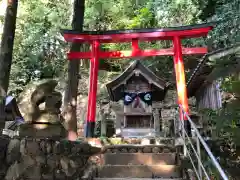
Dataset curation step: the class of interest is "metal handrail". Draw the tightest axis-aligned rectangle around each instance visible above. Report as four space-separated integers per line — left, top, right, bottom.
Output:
178 118 210 180
177 105 229 180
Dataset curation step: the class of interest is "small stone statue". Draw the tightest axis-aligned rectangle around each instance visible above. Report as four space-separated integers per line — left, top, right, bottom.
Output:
18 79 66 138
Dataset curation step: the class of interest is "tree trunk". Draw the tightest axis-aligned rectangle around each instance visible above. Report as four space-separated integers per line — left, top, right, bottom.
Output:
0 0 18 131
63 0 85 141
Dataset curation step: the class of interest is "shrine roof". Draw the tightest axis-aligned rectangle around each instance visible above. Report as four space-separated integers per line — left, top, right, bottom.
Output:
187 43 240 97
106 60 170 101
61 22 216 43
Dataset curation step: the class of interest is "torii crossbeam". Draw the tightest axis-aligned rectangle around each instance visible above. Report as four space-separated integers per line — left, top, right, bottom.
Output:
62 22 214 137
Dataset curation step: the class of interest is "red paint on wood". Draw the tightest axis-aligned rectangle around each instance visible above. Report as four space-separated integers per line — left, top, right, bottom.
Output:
67 47 207 59
173 36 189 120
86 41 100 123
131 39 140 56
63 27 212 43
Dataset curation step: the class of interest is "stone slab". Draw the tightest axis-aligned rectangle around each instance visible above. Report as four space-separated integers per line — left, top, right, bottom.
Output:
98 165 181 178
94 178 183 180
101 153 176 165
18 123 66 139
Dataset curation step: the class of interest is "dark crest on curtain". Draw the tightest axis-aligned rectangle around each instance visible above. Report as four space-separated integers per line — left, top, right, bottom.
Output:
124 92 152 105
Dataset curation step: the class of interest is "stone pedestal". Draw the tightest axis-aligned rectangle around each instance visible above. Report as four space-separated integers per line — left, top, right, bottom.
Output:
18 122 67 139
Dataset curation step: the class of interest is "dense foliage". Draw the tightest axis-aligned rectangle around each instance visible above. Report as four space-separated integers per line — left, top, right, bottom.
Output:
1 0 72 95
0 0 238 94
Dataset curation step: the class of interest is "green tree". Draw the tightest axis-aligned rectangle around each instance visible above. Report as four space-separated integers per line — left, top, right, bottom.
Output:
63 0 85 141
10 0 72 95
197 0 240 48
0 0 18 128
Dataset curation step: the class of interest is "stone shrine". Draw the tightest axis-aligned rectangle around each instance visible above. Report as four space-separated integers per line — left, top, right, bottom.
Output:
106 60 170 137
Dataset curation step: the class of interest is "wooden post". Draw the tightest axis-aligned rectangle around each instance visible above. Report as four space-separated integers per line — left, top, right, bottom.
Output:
173 36 191 135
85 40 100 137
63 0 85 141
173 36 189 118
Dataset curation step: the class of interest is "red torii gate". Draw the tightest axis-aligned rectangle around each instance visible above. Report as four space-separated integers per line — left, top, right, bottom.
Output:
62 23 214 137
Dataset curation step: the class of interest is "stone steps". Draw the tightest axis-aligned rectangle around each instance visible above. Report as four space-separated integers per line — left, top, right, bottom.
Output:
101 153 176 165
95 143 182 180
97 165 181 178
102 144 176 154
95 178 183 180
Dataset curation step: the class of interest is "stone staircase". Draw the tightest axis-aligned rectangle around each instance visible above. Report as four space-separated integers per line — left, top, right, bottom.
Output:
94 145 183 180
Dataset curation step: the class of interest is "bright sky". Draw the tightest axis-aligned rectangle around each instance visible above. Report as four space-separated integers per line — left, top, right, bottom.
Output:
0 0 7 34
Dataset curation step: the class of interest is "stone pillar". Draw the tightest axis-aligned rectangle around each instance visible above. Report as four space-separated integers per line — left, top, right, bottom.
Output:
161 108 176 137
153 108 160 136
100 111 107 137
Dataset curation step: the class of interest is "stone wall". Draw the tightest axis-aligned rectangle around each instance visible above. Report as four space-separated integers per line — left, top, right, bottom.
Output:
0 136 100 180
